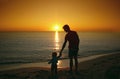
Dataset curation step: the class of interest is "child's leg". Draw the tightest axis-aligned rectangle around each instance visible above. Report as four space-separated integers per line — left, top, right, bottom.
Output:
51 65 54 76
55 64 57 75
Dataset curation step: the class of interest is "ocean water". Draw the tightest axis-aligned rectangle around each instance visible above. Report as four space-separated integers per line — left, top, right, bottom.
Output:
0 32 120 65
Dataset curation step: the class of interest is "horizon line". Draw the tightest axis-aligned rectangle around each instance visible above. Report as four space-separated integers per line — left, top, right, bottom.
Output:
0 30 119 33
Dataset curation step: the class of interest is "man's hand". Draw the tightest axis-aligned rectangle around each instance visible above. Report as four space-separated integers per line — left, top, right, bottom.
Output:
58 52 62 58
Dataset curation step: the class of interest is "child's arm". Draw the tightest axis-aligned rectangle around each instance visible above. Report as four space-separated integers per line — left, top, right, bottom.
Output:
48 61 51 64
48 59 52 64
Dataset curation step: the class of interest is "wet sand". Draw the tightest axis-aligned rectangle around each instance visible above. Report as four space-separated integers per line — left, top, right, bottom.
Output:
0 53 120 79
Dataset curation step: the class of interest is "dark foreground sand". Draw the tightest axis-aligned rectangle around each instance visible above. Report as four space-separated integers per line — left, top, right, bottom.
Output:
0 53 120 79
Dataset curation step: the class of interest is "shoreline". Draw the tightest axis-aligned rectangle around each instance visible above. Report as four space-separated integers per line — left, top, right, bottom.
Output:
0 53 117 71
0 52 120 79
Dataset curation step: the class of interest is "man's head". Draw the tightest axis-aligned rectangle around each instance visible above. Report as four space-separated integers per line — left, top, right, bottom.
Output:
63 24 70 32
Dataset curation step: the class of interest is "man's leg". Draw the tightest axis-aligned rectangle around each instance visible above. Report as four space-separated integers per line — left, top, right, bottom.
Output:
74 56 78 72
70 57 73 72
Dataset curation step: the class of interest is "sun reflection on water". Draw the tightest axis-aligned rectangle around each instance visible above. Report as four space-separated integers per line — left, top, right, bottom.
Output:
55 31 64 68
57 60 62 68
55 31 59 50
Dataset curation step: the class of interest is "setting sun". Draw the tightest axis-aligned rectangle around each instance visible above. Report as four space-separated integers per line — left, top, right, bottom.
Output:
54 25 59 31
0 0 120 32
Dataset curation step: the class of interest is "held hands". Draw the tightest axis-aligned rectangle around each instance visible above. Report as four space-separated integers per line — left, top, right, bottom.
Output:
57 51 62 58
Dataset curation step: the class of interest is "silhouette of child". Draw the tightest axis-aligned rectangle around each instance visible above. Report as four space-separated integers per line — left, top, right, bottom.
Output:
48 52 58 76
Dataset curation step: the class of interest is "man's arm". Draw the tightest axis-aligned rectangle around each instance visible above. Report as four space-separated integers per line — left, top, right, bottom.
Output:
58 40 67 57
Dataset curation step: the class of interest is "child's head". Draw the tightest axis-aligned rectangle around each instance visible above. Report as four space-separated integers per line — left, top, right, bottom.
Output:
52 52 57 57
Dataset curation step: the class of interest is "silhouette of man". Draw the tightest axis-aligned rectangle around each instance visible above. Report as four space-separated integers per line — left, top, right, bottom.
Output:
58 24 80 72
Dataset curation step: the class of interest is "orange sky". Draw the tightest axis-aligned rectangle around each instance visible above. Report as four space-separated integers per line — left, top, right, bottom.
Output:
0 0 120 32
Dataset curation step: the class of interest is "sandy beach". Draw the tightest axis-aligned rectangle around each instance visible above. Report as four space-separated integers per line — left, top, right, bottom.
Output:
0 53 120 79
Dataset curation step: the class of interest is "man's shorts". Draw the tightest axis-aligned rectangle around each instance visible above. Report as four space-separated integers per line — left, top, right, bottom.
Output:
68 48 79 58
